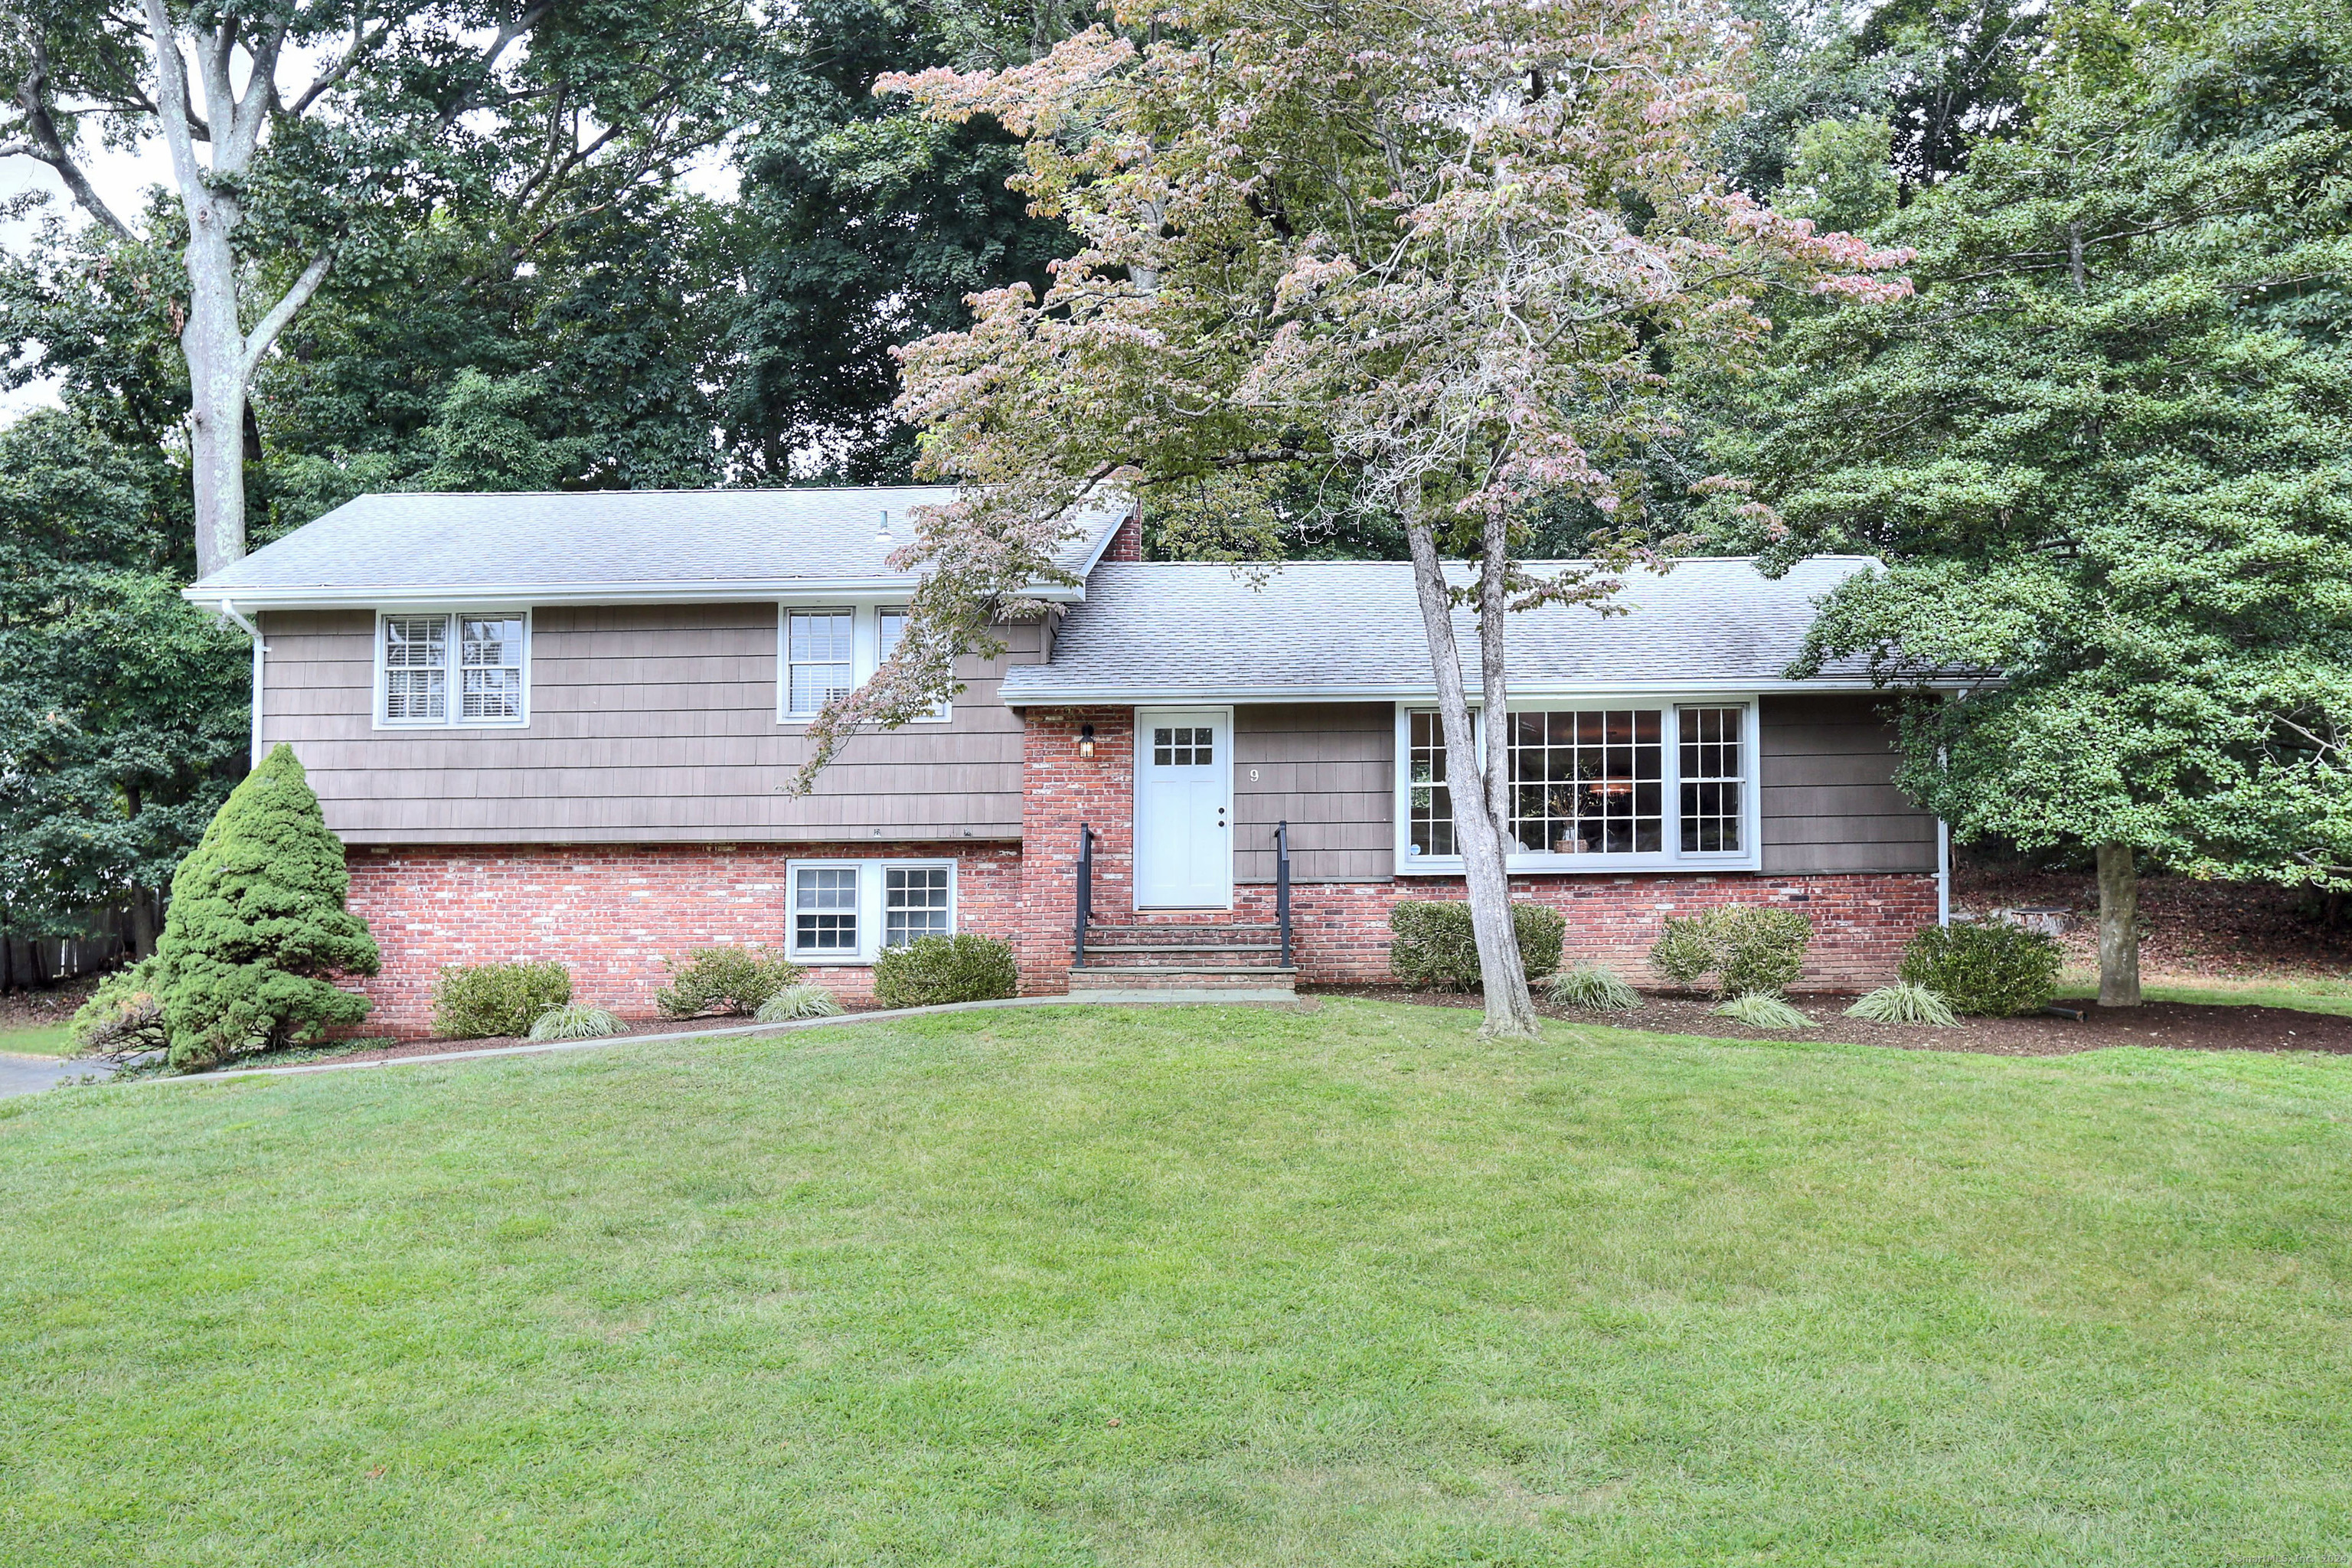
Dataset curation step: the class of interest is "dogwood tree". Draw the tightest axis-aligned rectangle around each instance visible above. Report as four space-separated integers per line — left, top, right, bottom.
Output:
795 0 1907 1037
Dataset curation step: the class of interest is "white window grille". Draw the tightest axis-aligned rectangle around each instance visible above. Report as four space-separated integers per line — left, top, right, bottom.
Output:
379 612 528 727
788 860 959 962
785 609 854 716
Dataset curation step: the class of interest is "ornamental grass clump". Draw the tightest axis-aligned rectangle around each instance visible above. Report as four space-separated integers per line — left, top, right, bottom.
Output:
754 983 845 1022
433 960 572 1038
1900 921 2062 1017
874 934 1018 1009
1846 982 1960 1026
1546 962 1641 1012
526 1002 627 1040
656 946 801 1018
1713 991 1817 1031
1388 901 1566 991
101 744 381 1071
1648 906 1812 999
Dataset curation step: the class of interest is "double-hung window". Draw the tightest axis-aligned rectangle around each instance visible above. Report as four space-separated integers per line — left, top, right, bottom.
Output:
779 605 951 722
786 859 958 962
377 612 529 727
1399 702 1753 871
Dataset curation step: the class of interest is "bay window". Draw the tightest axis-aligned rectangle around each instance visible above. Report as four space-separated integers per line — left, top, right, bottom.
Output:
1398 701 1753 871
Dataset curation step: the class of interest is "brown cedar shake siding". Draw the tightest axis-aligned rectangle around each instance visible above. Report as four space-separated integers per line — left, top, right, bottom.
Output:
1758 694 1936 874
260 605 1044 844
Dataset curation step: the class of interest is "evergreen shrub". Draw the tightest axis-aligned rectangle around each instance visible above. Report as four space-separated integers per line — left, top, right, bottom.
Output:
874 934 1018 1008
434 960 572 1038
1387 900 1567 990
1900 921 2062 1017
70 960 170 1057
1648 906 1812 998
655 946 801 1018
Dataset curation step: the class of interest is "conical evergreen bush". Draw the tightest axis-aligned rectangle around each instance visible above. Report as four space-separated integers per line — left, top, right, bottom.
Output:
149 743 381 1069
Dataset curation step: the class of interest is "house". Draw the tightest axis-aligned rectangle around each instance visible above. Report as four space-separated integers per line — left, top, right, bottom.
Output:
185 488 1947 1035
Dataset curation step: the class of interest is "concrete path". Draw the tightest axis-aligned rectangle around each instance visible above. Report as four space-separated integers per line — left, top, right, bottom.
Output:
0 1053 115 1099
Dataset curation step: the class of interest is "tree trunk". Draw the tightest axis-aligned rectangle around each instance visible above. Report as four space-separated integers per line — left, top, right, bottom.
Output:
2096 841 2141 1008
1404 518 1540 1040
183 207 250 580
129 885 160 959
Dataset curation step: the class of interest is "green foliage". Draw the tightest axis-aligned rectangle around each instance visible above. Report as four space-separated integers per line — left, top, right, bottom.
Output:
68 959 169 1057
1648 906 1814 998
873 934 1018 1010
1712 991 1818 1030
656 946 802 1019
526 1002 629 1041
434 962 573 1040
1546 962 1642 1012
142 745 381 1070
754 983 847 1022
0 411 247 938
1387 901 1568 991
1846 982 1962 1026
1744 0 2352 901
1901 921 2063 1018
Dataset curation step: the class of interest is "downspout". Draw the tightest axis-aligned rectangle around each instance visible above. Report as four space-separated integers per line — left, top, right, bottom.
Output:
219 601 266 769
1936 817 1951 927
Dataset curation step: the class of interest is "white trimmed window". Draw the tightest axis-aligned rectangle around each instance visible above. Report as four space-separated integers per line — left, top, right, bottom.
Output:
377 612 529 727
778 604 952 724
786 859 957 963
1397 701 1755 873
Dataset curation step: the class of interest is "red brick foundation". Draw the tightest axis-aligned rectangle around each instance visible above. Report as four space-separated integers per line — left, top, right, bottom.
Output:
344 841 1021 1037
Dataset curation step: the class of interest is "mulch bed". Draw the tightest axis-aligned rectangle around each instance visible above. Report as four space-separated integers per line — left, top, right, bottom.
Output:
1308 985 2352 1057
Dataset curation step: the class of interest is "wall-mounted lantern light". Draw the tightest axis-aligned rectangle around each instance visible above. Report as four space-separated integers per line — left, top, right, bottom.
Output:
1079 723 1096 760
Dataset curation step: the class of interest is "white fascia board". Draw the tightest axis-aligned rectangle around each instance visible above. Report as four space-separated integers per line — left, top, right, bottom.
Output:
998 677 1965 706
182 577 1091 610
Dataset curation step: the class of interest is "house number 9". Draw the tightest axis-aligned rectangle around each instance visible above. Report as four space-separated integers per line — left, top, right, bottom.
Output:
1249 769 1259 781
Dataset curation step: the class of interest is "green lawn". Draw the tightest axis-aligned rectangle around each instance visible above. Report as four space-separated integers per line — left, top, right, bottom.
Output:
5 1001 2350 1566
2057 972 2352 1018
0 1019 78 1056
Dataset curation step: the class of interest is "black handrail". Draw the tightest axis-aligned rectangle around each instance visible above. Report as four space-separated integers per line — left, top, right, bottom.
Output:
1073 822 1096 966
1274 819 1292 968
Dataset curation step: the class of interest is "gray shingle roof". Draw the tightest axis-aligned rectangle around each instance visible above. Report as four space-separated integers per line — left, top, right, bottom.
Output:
187 488 1128 606
1001 557 1880 701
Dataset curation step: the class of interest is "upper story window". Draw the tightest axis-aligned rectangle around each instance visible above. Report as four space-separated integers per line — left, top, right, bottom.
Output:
1400 702 1753 872
377 612 529 728
779 604 950 724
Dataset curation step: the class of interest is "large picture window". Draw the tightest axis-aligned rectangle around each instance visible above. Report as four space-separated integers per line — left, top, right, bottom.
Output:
1398 703 1751 871
786 859 958 962
377 611 528 727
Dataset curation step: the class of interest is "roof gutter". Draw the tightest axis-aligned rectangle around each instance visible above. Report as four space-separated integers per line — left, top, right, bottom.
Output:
997 677 1976 706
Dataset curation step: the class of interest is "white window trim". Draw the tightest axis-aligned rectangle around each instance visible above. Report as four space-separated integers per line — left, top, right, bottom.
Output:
371 609 532 730
776 602 953 726
1393 697 1761 875
783 858 959 965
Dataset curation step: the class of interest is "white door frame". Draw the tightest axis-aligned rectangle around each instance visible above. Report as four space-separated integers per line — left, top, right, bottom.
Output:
1132 706 1234 909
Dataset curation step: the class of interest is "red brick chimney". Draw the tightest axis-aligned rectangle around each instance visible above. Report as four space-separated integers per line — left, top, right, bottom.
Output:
1102 509 1142 563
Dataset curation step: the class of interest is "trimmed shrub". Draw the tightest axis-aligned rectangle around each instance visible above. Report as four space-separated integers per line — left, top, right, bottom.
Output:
1547 962 1641 1012
1713 991 1816 1030
142 744 381 1070
655 946 801 1018
1845 983 1960 1026
1387 900 1568 991
874 934 1018 1008
70 960 170 1057
527 1002 627 1040
1900 921 2062 1017
434 960 572 1039
754 983 845 1022
1648 905 1812 998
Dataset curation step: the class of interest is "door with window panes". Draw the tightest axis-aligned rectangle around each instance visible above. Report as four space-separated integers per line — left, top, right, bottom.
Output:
1134 710 1232 907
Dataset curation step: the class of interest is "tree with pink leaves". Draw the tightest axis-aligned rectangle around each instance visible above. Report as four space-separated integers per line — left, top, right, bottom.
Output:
805 0 1909 1037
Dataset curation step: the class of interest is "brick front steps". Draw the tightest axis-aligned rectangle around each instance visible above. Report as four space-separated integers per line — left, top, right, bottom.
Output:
1068 920 1298 1000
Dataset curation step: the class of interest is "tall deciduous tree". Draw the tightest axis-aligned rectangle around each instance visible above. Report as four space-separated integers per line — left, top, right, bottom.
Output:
796 0 1906 1037
0 0 751 576
1743 0 2352 1005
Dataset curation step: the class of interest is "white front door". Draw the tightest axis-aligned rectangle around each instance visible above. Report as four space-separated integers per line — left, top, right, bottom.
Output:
1134 709 1232 907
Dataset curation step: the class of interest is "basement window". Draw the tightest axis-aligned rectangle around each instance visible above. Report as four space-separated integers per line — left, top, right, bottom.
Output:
786 859 958 964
